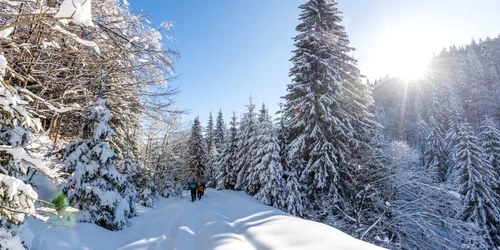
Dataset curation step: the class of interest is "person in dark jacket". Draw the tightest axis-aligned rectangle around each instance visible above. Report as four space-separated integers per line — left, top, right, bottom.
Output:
188 178 197 202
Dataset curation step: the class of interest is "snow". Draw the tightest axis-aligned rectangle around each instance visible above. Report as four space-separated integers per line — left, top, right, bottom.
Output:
54 0 94 27
0 55 6 77
0 27 13 38
0 174 38 223
52 25 100 54
28 189 383 250
0 226 32 250
0 146 57 179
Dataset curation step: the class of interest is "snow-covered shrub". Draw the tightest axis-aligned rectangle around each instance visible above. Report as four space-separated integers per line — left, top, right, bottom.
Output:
0 67 58 249
62 99 134 231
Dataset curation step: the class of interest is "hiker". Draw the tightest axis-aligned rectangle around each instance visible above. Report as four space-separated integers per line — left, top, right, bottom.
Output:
200 180 206 197
188 178 197 202
197 181 204 200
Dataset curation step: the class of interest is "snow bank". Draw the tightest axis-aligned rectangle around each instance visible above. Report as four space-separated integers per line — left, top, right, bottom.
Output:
28 189 384 250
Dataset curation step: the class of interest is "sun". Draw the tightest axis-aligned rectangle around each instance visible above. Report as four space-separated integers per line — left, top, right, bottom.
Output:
394 57 429 81
384 40 431 81
369 25 453 82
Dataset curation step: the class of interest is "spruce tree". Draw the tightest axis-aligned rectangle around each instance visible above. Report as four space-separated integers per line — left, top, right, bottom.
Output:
62 98 135 231
216 112 239 190
121 160 156 208
188 116 207 179
0 78 59 248
206 112 216 155
479 117 500 191
284 0 366 202
234 99 259 191
205 112 218 186
252 104 286 207
424 93 450 182
284 168 303 216
454 122 500 248
214 109 227 152
275 102 290 174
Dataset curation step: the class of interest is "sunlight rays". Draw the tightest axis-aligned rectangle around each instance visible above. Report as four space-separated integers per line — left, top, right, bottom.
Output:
370 24 461 81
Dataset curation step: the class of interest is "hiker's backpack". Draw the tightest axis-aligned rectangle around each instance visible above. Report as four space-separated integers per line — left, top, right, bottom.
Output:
189 181 196 189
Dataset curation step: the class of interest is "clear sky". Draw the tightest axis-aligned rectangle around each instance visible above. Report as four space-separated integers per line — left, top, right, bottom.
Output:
126 0 500 125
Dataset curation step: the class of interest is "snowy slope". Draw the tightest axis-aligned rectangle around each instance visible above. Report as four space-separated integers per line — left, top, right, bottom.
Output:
28 189 384 250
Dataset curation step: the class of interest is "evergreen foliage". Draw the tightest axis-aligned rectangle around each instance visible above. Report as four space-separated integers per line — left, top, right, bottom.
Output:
214 110 228 152
234 99 259 191
216 112 239 190
188 117 207 179
454 123 500 248
62 99 135 231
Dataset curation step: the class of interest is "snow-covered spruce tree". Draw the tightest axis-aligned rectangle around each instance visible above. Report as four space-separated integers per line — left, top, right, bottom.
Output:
424 92 450 182
480 117 500 184
283 0 369 212
62 98 135 231
284 168 304 216
188 117 207 179
454 122 500 248
234 99 259 191
204 112 218 187
275 102 290 174
214 109 227 152
0 61 60 249
252 104 286 208
121 159 156 208
464 49 489 126
216 112 239 190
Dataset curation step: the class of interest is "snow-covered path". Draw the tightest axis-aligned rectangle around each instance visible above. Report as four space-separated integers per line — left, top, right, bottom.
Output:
29 189 383 250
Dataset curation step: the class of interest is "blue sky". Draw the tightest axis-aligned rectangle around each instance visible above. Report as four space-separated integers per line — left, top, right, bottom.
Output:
126 0 500 125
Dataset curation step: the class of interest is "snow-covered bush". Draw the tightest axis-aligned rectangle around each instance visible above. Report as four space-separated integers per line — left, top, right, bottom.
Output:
62 98 135 231
0 66 58 249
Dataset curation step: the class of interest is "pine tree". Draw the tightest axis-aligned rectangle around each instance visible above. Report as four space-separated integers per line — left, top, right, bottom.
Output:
234 99 259 191
216 112 239 190
214 109 227 152
454 122 500 248
62 98 135 231
284 0 365 202
188 116 207 179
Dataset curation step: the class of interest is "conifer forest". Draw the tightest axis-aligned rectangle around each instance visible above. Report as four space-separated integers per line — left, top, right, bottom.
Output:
1 0 500 249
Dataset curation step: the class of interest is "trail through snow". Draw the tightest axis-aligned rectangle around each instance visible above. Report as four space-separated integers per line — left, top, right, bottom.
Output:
28 189 384 250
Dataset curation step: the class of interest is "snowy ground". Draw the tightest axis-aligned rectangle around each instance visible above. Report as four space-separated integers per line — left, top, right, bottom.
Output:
28 189 383 250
